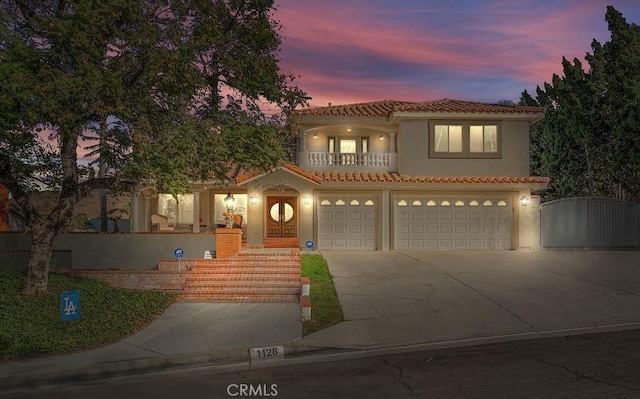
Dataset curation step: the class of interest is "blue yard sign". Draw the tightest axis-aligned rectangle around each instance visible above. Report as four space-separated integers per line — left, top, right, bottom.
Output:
60 290 80 321
174 248 184 258
305 240 313 249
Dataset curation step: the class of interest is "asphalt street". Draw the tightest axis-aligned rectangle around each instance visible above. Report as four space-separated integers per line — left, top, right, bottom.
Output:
6 327 640 399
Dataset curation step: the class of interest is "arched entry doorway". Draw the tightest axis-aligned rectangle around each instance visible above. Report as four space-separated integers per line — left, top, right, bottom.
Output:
266 196 297 237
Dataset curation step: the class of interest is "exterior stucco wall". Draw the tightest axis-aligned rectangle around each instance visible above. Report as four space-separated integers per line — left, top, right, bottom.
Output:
0 232 216 270
518 192 541 250
398 119 531 176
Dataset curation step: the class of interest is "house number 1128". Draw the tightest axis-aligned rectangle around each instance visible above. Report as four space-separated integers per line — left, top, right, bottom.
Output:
250 345 284 361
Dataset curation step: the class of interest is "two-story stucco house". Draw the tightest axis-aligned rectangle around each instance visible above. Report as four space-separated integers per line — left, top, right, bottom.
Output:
128 99 549 251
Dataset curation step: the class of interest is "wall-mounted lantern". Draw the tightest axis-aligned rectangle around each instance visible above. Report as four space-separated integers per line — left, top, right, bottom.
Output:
303 195 312 206
249 193 259 205
520 196 529 207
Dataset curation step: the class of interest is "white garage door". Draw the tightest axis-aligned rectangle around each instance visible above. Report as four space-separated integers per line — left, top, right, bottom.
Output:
394 196 512 249
318 196 377 250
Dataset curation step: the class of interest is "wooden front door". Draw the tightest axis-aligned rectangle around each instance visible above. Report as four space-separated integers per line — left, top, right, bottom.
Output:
266 196 297 237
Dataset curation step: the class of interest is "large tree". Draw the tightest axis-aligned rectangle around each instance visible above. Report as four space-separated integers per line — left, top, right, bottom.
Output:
523 6 640 201
0 0 308 295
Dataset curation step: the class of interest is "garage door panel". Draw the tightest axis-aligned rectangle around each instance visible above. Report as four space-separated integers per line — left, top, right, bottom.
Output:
454 225 467 234
454 212 467 221
425 239 439 248
335 211 348 220
468 239 481 249
483 212 496 221
454 239 467 248
320 211 334 220
319 196 377 250
439 239 453 248
411 213 425 221
426 213 438 221
397 212 410 221
395 196 511 250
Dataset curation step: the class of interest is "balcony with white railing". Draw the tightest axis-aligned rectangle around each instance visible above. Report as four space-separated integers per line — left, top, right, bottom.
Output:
298 130 398 171
299 151 397 171
308 152 389 167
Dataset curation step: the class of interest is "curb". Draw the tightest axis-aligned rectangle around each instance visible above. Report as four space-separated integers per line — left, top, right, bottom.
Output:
0 348 250 392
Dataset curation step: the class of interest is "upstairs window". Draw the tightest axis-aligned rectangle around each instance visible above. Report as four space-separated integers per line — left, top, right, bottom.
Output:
470 125 498 153
434 125 462 153
429 121 501 159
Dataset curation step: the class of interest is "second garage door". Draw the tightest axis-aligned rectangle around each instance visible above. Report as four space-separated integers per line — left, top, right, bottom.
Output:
318 195 377 250
394 196 512 249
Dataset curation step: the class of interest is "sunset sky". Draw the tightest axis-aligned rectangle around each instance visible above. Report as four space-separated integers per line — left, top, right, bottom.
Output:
272 0 640 107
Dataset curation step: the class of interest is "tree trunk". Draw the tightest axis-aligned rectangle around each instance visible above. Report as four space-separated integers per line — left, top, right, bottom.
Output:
100 189 108 232
22 223 56 296
99 117 108 232
22 125 79 295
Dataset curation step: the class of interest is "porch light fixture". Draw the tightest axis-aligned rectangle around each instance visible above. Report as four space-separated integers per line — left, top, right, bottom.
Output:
303 195 312 206
224 192 236 212
520 196 529 207
379 134 384 140
249 194 259 205
313 132 317 139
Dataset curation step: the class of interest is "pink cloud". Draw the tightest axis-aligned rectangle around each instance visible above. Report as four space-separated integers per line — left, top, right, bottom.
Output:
274 0 640 104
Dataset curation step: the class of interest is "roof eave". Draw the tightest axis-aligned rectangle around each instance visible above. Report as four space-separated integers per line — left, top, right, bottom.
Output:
390 111 546 122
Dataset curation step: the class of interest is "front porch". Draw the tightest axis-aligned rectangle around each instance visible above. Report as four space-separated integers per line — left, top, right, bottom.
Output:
129 165 319 250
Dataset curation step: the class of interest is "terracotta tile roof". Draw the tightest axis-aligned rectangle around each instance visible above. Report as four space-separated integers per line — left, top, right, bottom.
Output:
395 99 545 115
312 171 549 185
235 163 322 184
293 99 544 118
293 100 415 117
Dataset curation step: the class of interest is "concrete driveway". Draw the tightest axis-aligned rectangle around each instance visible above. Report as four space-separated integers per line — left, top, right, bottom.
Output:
299 250 640 350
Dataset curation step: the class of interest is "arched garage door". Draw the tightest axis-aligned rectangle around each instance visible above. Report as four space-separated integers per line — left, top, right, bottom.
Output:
318 195 377 250
394 196 512 249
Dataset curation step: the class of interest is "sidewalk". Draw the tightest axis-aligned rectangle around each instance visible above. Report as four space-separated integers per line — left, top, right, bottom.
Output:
0 303 304 391
3 250 640 393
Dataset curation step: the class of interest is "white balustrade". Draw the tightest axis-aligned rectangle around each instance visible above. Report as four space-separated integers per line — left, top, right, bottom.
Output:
306 152 390 167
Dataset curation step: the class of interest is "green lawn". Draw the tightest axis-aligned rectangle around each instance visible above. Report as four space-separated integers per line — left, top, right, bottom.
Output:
0 271 176 362
0 255 341 360
300 254 344 336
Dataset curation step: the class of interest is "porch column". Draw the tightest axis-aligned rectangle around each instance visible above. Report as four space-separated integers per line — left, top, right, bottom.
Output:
144 195 152 232
389 132 397 153
299 129 309 168
301 128 308 151
192 190 201 233
130 191 139 232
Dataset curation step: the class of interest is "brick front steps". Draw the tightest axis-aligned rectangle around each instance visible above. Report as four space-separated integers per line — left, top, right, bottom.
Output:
262 237 299 248
64 250 302 304
178 249 301 303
